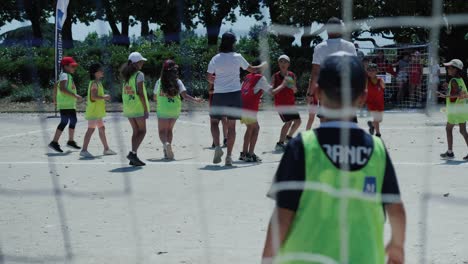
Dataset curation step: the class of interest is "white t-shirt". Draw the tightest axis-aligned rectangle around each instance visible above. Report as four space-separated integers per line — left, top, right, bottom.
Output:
312 38 357 65
154 79 186 95
207 52 250 93
59 72 68 81
136 72 145 83
254 76 271 94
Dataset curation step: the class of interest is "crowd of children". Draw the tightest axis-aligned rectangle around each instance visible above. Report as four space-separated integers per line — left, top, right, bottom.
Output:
48 51 468 165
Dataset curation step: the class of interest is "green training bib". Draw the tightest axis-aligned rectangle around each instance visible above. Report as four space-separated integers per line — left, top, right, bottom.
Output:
122 71 150 118
56 73 77 110
85 81 106 120
276 131 387 264
446 78 468 124
156 80 182 119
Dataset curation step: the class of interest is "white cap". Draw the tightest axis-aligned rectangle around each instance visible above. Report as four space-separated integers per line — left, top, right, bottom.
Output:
278 54 290 62
128 52 147 63
443 59 464 70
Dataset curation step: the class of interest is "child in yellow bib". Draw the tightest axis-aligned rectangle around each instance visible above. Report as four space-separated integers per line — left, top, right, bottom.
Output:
121 52 150 166
154 60 201 160
79 63 116 158
439 59 468 160
262 53 406 264
48 56 83 153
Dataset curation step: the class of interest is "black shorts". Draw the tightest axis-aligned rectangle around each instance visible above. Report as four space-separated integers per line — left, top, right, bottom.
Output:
210 91 242 120
279 112 301 123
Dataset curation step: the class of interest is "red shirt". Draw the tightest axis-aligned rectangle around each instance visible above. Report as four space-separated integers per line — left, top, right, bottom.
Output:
241 73 264 112
272 71 296 106
366 77 385 111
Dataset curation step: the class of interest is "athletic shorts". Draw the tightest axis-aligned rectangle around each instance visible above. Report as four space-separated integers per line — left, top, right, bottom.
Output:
210 91 242 120
88 119 104 128
241 115 258 125
370 111 383 122
279 112 301 123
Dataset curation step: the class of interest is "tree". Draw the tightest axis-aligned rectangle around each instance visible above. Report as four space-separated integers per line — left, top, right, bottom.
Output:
192 0 263 46
98 0 137 46
61 0 96 48
15 0 52 47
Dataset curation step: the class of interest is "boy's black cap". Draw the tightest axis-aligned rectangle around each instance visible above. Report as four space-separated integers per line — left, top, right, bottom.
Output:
221 32 236 43
318 51 366 103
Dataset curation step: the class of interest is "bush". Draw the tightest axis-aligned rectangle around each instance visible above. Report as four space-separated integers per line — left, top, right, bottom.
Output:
10 85 40 102
0 79 14 97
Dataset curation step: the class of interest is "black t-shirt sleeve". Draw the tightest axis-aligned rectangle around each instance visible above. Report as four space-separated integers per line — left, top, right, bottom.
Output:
381 148 401 202
270 135 305 212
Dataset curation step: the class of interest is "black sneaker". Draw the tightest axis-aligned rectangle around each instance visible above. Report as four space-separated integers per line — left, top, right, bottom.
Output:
48 141 63 153
127 152 145 166
275 142 286 152
239 152 247 161
463 154 468 161
367 121 375 135
211 142 215 149
223 138 228 148
249 153 262 163
376 133 381 138
67 141 81 150
440 151 455 159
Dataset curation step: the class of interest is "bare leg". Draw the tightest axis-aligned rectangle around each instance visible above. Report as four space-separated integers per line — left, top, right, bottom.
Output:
373 121 381 135
248 123 260 155
82 128 95 151
306 113 315 130
52 129 63 143
211 118 221 147
134 118 147 150
226 119 236 156
167 119 177 144
446 123 455 151
288 119 302 138
243 125 253 154
68 128 75 142
98 126 110 150
459 123 468 147
129 118 139 153
221 117 228 140
280 121 293 143
158 119 169 144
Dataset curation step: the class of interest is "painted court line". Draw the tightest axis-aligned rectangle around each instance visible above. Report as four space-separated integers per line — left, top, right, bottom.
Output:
0 128 55 140
0 160 464 167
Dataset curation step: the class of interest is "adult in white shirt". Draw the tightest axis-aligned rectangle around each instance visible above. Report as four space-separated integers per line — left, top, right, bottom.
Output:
206 32 265 166
306 17 357 129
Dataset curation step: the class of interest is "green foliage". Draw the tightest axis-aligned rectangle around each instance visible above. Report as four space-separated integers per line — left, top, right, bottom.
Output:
0 79 13 97
10 85 40 102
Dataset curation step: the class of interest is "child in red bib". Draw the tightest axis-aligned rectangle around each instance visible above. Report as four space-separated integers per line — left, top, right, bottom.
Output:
366 63 385 137
240 60 271 162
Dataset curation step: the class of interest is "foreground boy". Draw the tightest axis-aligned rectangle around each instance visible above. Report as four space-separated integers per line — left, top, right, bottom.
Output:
262 52 406 264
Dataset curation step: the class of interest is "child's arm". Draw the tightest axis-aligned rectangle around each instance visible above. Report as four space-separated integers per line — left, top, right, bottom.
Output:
60 80 81 99
385 203 406 264
90 83 110 101
53 82 58 105
246 62 268 73
262 207 296 262
181 91 202 103
136 80 149 115
271 79 287 96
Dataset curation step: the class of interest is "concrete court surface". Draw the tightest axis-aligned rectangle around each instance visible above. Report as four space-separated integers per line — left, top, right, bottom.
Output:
0 109 467 264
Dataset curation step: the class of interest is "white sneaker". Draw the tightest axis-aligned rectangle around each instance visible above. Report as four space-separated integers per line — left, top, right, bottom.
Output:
80 150 94 158
225 155 233 166
103 149 117 155
213 146 224 164
166 143 174 160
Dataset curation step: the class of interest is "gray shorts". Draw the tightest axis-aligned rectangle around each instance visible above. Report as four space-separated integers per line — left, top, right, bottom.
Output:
210 91 242 120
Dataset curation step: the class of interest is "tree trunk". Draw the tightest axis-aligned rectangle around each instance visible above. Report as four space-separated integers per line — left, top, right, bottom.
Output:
23 0 43 46
161 22 181 44
206 22 221 46
141 19 150 37
62 5 73 49
119 17 130 46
